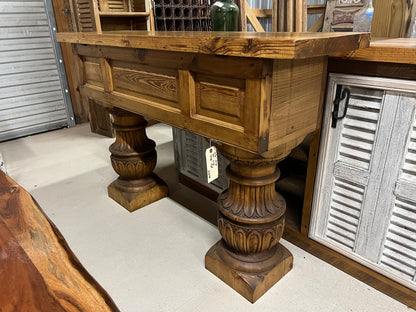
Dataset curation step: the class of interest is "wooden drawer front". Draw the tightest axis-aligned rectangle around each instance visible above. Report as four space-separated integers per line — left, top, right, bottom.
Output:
83 57 103 88
75 45 271 153
111 61 179 109
195 74 245 129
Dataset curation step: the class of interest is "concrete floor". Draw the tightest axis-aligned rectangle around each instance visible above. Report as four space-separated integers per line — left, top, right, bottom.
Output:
1 123 414 312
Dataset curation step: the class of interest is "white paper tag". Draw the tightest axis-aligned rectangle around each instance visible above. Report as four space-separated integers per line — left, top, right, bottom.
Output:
205 146 219 183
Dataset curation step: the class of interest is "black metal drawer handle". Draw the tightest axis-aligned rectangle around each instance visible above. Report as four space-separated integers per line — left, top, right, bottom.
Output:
332 86 351 128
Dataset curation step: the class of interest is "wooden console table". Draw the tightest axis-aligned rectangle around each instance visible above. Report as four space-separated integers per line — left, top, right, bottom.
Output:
56 31 369 302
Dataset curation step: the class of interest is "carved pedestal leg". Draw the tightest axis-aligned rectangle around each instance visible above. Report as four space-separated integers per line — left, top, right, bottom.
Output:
107 109 168 212
205 145 293 303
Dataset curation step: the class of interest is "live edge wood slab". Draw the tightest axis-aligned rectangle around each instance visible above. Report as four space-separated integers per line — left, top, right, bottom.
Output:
57 31 370 302
0 171 119 311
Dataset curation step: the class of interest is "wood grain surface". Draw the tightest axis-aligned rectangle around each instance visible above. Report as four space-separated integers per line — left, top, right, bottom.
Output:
0 171 119 311
372 0 416 38
342 38 416 64
56 31 370 59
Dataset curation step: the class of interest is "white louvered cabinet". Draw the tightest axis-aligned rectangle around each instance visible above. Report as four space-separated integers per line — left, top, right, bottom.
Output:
310 73 416 291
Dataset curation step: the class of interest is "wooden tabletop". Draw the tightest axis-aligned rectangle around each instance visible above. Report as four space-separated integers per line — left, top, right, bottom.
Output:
0 172 119 311
56 31 370 59
341 38 416 64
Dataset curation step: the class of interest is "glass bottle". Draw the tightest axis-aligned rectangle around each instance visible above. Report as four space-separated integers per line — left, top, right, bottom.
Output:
353 0 374 32
210 0 239 31
411 16 416 38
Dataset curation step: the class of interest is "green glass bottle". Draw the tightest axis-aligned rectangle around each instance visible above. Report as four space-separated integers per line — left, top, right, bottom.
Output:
210 0 239 31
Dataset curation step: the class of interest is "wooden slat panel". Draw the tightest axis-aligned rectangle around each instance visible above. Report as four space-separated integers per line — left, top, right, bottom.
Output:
389 217 416 243
401 115 416 182
333 162 369 186
380 197 416 281
335 89 382 171
326 227 355 249
74 0 98 32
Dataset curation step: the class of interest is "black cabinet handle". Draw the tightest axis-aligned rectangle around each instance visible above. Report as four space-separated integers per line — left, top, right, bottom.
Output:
331 85 351 128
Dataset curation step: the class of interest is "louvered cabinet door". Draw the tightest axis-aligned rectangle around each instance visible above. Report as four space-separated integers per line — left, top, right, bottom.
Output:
379 107 416 285
310 73 416 290
72 0 99 31
172 128 229 193
99 0 129 12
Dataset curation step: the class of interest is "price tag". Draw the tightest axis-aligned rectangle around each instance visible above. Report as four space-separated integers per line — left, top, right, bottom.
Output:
205 146 219 183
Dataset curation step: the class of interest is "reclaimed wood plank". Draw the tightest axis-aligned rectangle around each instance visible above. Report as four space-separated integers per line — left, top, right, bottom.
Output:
56 31 370 59
372 0 416 38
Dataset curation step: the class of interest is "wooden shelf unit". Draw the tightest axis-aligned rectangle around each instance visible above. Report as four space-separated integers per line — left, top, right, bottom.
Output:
72 0 154 33
99 11 150 16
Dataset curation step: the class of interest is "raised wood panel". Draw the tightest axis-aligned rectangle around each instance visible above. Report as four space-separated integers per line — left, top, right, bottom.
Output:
112 63 179 107
195 74 245 127
89 99 115 137
83 57 104 87
268 56 326 150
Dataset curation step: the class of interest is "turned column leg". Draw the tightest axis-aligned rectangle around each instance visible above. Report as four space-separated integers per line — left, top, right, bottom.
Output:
107 109 168 212
205 145 293 303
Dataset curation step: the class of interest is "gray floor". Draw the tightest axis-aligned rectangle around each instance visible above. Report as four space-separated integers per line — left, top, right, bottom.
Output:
1 123 414 312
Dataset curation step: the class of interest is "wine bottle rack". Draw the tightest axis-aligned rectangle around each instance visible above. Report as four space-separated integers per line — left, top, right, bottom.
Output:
153 0 211 31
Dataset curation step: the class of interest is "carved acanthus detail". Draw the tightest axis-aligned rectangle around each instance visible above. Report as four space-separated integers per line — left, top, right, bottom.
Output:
110 154 156 179
219 182 285 220
218 212 284 254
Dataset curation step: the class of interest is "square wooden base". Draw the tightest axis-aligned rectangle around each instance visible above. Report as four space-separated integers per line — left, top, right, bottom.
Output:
205 240 293 303
108 175 168 212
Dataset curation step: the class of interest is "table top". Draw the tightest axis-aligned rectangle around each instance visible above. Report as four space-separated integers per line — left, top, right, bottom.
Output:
56 31 370 59
0 171 119 311
341 38 416 64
